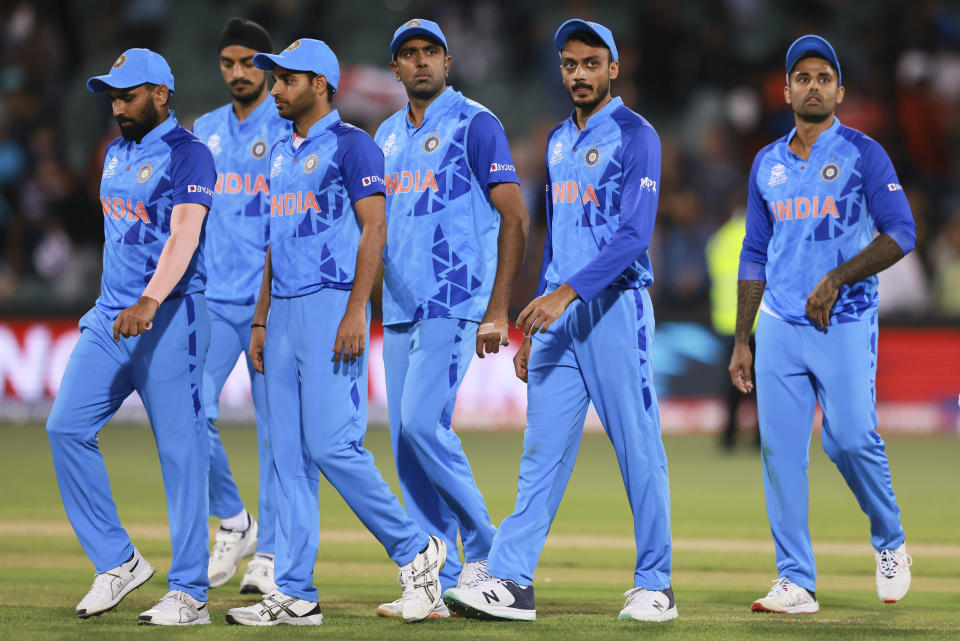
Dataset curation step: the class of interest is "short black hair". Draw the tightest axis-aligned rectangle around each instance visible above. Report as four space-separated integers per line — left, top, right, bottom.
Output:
790 52 839 80
563 29 612 61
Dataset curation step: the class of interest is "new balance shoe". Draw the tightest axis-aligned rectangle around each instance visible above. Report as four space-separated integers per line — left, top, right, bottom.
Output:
751 577 819 613
375 597 450 619
443 577 536 621
398 534 446 622
226 590 323 626
240 553 277 595
618 586 678 622
208 516 258 588
75 546 155 618
458 560 490 588
138 590 210 625
876 543 912 603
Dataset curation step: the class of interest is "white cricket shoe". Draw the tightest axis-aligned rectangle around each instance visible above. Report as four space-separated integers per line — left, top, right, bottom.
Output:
751 577 819 613
75 547 155 618
398 534 446 622
138 590 210 625
225 590 323 626
376 597 450 618
443 577 536 621
208 517 258 588
618 586 678 622
458 560 490 588
240 553 277 595
876 543 912 603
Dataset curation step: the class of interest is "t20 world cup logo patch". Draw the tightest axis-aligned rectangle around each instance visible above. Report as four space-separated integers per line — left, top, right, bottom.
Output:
423 135 441 153
251 140 268 159
584 147 601 167
136 163 154 183
303 154 320 174
820 162 840 182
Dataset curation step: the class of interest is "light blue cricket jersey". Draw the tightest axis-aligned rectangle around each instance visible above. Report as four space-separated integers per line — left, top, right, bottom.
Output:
374 87 519 325
97 113 215 316
740 118 916 324
194 97 288 305
267 109 385 299
539 97 661 303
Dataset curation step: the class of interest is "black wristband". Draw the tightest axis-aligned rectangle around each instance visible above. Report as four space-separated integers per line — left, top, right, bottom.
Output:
251 323 266 329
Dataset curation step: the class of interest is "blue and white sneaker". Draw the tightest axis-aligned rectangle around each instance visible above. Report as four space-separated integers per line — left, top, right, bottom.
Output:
443 577 535 621
618 586 678 622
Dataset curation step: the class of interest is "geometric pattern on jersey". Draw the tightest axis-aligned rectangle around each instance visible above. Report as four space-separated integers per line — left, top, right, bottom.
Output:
375 88 516 325
194 98 289 305
97 113 215 315
742 118 914 325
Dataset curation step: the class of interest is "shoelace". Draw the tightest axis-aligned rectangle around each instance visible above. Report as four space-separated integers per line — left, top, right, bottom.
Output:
211 532 240 561
877 549 913 578
765 577 792 597
247 557 271 575
462 561 490 587
622 587 659 607
399 558 440 602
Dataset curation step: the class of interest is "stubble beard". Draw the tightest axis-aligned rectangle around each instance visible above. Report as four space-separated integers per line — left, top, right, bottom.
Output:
118 101 161 142
570 81 609 114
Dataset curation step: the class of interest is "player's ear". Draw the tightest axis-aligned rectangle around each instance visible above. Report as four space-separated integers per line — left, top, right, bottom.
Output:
783 84 791 105
154 84 170 107
609 59 619 80
836 85 845 104
444 54 451 79
314 74 327 97
390 59 401 81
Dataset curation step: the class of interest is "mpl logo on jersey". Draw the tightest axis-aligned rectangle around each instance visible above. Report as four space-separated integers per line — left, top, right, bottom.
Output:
385 170 438 195
215 173 269 195
100 197 151 223
270 191 322 217
768 195 839 221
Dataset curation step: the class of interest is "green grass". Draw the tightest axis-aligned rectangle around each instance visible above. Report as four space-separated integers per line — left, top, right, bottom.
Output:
1 424 958 639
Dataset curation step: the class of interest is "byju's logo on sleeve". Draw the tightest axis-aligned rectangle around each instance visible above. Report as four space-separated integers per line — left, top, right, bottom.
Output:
489 162 515 173
361 175 384 187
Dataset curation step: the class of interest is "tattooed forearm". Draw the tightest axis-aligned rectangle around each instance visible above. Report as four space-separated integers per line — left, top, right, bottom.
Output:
830 233 905 287
735 280 765 345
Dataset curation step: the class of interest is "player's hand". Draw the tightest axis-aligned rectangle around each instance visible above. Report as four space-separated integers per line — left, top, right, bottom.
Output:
513 336 532 383
728 341 754 394
476 314 509 358
112 296 159 342
806 272 841 329
249 326 266 374
516 284 579 336
333 307 365 363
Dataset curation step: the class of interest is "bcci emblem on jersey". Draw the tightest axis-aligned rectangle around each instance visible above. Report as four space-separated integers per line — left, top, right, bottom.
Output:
423 135 441 153
136 163 154 183
303 154 320 174
768 163 787 187
584 147 600 167
820 162 840 182
251 140 268 159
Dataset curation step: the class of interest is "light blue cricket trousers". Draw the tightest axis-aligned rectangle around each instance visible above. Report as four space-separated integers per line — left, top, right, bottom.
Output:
488 287 673 590
383 318 497 591
755 311 905 593
264 288 429 602
203 300 277 554
46 294 211 602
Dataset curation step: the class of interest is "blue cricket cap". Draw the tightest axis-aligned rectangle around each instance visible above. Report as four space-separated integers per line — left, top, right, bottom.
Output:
86 48 175 93
785 34 841 86
390 19 448 58
253 38 340 92
554 19 619 62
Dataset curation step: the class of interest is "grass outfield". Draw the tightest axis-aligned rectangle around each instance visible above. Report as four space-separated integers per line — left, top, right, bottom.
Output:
0 424 957 640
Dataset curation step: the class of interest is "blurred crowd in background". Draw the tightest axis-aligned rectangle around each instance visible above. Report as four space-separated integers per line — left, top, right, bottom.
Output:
1 0 958 324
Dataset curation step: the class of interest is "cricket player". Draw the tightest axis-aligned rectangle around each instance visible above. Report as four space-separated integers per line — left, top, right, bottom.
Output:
729 35 916 613
223 38 445 626
46 48 216 625
192 17 287 594
444 20 676 622
372 19 529 618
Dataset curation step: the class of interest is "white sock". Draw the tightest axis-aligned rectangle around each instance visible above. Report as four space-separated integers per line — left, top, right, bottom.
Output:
221 509 249 532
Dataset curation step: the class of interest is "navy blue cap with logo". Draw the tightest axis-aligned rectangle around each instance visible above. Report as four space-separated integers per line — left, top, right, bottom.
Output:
253 38 340 92
390 19 448 57
554 19 619 62
87 48 176 93
785 34 842 86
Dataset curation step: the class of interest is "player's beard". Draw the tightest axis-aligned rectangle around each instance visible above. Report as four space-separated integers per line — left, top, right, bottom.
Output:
117 101 162 143
793 93 834 123
408 76 444 102
569 80 609 113
230 77 266 106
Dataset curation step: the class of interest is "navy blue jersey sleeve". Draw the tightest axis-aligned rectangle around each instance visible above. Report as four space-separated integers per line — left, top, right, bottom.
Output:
337 129 387 204
739 151 772 281
857 137 916 254
170 139 216 208
536 166 554 297
466 112 519 191
566 125 660 303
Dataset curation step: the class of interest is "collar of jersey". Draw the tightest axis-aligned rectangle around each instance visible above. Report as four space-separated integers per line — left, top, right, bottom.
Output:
228 95 277 130
127 112 177 148
289 109 341 147
405 86 458 131
785 115 841 154
567 96 624 134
